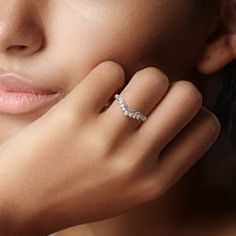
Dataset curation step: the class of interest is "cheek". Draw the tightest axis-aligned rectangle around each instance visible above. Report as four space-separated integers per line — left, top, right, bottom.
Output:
44 1 210 87
44 2 165 84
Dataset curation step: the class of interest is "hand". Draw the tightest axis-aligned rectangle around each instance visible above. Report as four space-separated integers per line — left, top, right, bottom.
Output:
0 61 220 236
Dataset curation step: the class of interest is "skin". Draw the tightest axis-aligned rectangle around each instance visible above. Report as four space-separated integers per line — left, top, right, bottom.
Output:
0 0 235 235
0 0 217 137
0 1 222 138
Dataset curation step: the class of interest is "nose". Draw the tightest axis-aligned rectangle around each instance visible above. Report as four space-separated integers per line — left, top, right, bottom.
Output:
0 1 44 57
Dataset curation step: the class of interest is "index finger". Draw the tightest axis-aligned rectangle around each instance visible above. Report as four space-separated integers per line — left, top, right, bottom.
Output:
59 61 126 116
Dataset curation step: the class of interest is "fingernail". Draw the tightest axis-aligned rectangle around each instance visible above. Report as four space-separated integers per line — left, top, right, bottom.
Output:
210 111 221 131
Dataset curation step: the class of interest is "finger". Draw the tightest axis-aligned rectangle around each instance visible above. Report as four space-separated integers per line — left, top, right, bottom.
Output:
104 67 169 134
61 61 125 115
153 107 221 195
138 81 203 152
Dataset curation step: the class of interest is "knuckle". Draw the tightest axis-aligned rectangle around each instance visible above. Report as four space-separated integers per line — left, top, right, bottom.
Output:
98 61 126 86
134 67 169 89
172 80 203 108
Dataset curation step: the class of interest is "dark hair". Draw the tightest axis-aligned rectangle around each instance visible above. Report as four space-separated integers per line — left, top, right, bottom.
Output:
195 60 236 210
213 60 236 144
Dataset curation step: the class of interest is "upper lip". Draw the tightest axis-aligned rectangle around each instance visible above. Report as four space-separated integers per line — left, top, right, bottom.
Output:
0 69 59 95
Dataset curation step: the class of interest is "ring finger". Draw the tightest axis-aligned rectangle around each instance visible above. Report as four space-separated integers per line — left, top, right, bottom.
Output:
103 67 169 136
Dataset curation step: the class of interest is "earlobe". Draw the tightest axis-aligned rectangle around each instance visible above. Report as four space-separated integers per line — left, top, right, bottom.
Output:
196 34 236 74
196 0 236 75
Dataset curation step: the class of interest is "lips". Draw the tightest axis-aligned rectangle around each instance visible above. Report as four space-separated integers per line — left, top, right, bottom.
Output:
0 72 61 114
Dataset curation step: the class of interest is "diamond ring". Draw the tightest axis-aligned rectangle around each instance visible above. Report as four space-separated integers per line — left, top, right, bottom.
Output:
114 94 147 122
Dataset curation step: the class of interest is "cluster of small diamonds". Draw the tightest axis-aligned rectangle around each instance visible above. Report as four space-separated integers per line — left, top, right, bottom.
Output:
114 94 146 121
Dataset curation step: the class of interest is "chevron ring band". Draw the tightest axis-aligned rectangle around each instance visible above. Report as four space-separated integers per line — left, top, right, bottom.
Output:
114 94 147 122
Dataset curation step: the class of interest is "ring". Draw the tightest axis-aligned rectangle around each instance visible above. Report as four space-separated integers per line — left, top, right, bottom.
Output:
114 94 147 122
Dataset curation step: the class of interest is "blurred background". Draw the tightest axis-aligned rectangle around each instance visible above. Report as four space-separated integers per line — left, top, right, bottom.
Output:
195 60 236 210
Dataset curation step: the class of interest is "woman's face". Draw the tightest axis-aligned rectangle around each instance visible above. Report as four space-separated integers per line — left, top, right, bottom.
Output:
0 0 217 142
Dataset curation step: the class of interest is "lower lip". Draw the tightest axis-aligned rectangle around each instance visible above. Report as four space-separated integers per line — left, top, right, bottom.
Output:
0 89 60 114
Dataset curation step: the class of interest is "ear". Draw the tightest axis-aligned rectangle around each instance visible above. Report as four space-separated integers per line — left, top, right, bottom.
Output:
197 0 236 74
